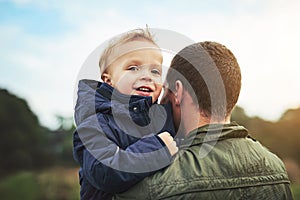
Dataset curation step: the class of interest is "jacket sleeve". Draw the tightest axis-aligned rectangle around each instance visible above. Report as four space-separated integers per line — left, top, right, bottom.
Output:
74 113 172 194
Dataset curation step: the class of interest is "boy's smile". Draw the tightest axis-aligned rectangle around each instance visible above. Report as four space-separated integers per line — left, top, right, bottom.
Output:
135 85 154 96
102 40 163 102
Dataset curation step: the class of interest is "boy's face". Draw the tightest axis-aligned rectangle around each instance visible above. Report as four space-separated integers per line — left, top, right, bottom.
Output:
103 40 163 102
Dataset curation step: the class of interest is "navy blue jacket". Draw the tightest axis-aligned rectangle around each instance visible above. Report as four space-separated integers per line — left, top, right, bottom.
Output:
73 79 175 200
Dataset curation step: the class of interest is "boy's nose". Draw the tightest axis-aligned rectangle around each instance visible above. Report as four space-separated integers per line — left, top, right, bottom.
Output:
140 74 153 82
139 69 153 81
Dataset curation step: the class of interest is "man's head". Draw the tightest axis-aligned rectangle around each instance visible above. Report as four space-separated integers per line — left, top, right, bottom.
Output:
100 28 163 103
164 41 241 126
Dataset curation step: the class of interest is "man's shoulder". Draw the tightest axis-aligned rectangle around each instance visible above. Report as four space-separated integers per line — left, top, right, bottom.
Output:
114 135 291 199
244 137 288 172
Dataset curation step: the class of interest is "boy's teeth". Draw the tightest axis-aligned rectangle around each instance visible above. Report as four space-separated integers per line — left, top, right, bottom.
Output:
139 88 149 92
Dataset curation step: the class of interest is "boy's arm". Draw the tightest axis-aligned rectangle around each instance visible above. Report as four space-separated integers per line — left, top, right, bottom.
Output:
74 114 174 194
126 132 178 156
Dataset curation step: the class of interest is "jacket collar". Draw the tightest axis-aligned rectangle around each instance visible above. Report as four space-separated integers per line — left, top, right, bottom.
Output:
95 82 154 114
97 82 153 105
75 79 155 125
181 122 249 148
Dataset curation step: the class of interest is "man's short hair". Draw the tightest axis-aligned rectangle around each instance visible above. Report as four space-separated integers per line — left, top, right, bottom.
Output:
99 28 158 75
166 41 241 119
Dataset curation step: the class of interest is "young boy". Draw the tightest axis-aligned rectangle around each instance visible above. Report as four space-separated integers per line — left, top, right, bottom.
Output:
73 28 178 200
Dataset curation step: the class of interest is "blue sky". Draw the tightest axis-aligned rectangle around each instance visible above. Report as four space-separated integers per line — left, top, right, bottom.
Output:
1 0 300 129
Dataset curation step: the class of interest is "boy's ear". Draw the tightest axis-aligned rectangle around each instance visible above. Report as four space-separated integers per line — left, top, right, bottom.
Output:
102 73 112 85
174 80 183 106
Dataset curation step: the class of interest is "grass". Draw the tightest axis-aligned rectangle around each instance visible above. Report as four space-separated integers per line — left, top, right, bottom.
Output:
36 167 80 200
0 172 39 200
0 167 80 200
291 184 300 200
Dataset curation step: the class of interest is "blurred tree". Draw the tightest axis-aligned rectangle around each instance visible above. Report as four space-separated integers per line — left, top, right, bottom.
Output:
48 117 76 166
55 114 74 131
0 89 52 176
276 108 300 164
231 106 251 126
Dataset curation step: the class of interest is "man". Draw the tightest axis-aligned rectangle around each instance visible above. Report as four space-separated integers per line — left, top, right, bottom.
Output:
113 41 293 199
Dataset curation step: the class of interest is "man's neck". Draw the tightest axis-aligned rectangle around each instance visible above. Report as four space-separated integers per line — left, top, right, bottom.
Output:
183 115 231 136
199 116 231 126
179 89 231 136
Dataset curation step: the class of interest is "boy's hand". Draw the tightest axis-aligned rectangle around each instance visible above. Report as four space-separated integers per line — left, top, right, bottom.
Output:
158 132 178 156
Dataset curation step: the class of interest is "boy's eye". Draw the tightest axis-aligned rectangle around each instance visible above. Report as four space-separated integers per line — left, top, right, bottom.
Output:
128 65 139 71
151 69 161 75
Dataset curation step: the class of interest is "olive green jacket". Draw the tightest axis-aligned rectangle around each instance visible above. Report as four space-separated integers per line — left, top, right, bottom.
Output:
114 123 293 200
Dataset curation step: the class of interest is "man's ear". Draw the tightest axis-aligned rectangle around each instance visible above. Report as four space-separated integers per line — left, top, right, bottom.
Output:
101 73 112 85
175 80 183 106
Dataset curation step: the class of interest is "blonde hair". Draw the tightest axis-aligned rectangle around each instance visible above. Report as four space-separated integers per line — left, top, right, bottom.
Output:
99 28 157 76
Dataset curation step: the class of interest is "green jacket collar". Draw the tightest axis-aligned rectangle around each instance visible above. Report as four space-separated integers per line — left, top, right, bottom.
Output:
181 122 249 148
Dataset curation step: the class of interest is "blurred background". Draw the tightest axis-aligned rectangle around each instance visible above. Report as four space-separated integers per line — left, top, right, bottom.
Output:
0 0 299 199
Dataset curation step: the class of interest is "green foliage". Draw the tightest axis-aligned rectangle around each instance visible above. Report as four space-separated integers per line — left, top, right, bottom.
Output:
0 88 76 177
0 168 80 200
0 89 51 175
231 106 250 126
0 172 40 200
48 124 77 166
36 167 80 200
291 184 300 200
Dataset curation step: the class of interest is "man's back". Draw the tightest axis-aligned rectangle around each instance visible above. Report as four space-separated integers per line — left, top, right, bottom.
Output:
114 123 292 200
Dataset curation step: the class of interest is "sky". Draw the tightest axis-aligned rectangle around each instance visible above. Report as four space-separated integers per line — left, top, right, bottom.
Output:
1 0 300 129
